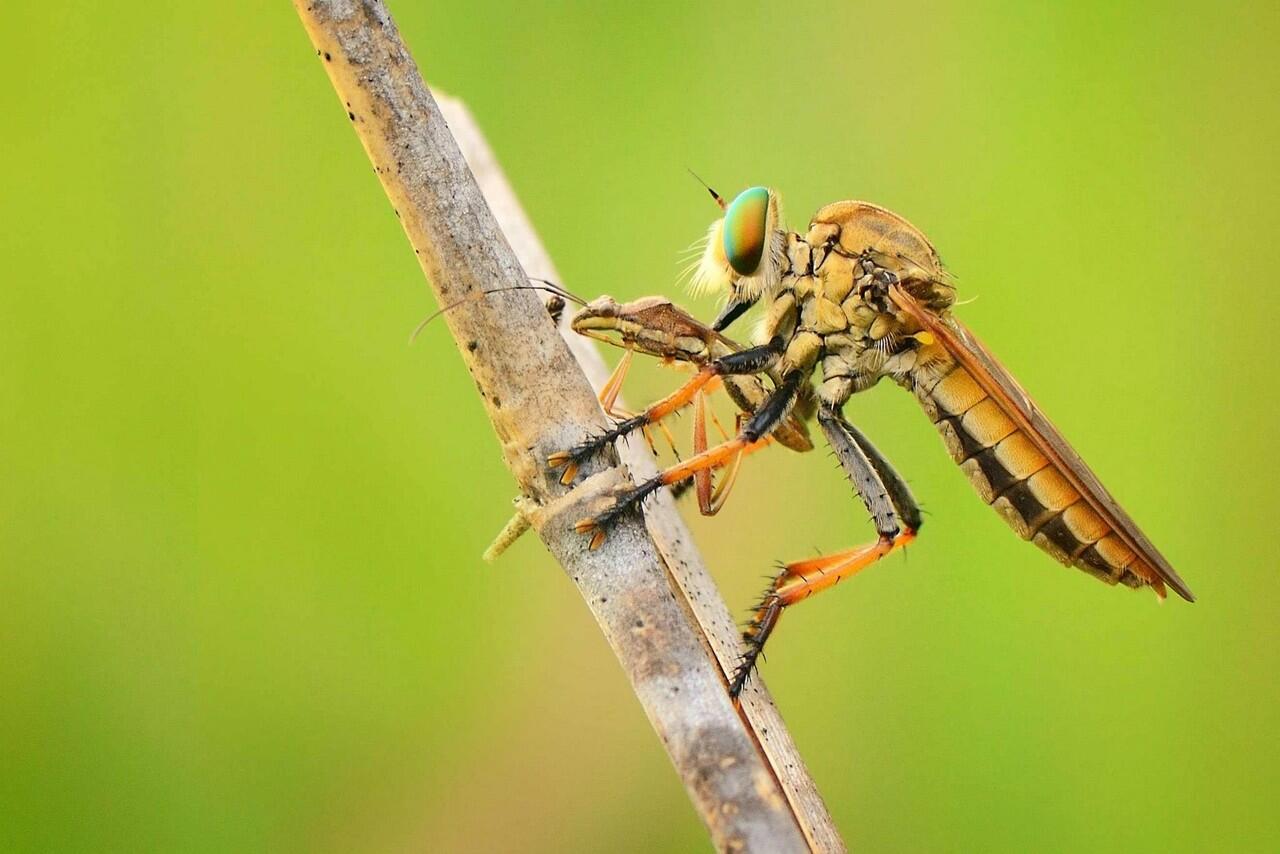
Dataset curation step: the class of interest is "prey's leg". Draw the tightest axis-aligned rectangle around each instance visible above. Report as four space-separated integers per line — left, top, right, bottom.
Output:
574 369 802 548
692 402 771 517
548 337 784 483
597 347 632 416
594 348 685 462
730 404 923 698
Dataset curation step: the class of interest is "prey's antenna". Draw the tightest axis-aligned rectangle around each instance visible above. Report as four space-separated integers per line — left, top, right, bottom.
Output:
409 278 586 344
687 169 727 210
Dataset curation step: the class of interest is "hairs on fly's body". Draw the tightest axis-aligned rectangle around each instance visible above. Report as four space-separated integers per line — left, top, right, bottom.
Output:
677 229 714 292
873 329 900 355
688 218 732 297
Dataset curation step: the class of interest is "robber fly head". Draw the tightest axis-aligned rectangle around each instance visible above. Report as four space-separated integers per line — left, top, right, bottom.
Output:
689 182 786 304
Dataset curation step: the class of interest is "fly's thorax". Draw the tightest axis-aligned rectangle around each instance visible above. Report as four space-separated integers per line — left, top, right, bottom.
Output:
785 231 811 275
806 199 956 315
717 196 957 401
756 289 798 344
785 240 946 407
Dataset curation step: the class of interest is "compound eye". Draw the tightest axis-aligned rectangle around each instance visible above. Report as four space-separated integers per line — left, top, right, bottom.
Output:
722 186 770 275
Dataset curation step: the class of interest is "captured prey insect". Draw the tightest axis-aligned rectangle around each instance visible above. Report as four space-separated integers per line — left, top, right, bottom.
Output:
549 184 1195 698
549 293 818 510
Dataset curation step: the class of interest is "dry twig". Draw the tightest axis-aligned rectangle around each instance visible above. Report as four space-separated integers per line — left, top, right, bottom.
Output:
293 3 844 850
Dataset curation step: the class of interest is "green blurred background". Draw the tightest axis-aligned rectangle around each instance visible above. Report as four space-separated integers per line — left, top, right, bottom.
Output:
3 2 1278 851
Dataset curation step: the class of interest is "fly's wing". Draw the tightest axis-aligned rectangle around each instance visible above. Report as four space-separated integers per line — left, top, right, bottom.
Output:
889 284 1193 601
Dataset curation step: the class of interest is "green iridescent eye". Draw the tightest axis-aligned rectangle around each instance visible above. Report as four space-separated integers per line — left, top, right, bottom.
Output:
722 186 770 275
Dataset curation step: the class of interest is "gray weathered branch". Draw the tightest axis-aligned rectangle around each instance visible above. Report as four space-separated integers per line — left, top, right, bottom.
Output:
293 3 843 850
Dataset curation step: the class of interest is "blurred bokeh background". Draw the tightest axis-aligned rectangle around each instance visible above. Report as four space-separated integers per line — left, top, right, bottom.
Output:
3 2 1279 851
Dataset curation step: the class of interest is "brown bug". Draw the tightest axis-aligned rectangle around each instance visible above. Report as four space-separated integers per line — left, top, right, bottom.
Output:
550 186 1194 698
550 294 816 502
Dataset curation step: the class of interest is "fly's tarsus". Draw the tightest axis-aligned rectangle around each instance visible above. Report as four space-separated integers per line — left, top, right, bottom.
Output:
574 479 664 547
547 417 646 484
730 594 782 699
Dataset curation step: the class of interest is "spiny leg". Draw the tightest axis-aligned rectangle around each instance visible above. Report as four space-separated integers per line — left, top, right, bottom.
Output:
729 403 924 698
548 362 715 484
645 371 729 462
597 354 749 482
839 416 924 533
575 431 771 548
730 531 915 698
575 368 802 546
600 349 666 459
549 336 784 484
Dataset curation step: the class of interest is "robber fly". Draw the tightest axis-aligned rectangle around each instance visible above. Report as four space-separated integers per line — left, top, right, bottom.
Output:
549 185 1195 698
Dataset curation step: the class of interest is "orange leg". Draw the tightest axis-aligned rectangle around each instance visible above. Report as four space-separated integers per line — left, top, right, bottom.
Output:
573 432 772 549
776 532 915 604
656 434 766 486
600 349 658 458
635 365 718 421
596 349 684 461
730 530 916 699
590 351 766 510
575 371 803 545
692 391 713 512
551 335 785 485
548 365 719 484
598 347 632 416
727 404 926 699
693 399 769 517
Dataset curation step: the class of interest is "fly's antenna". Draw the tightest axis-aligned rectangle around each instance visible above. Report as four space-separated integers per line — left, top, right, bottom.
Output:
687 168 727 210
409 278 587 344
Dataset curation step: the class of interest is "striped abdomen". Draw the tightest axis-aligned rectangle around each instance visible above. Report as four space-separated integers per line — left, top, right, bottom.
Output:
910 361 1153 590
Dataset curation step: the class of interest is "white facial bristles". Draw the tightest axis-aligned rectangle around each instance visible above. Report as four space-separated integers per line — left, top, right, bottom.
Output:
688 218 733 296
